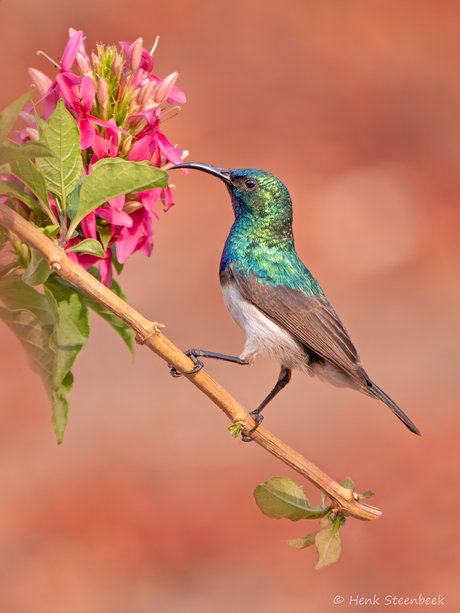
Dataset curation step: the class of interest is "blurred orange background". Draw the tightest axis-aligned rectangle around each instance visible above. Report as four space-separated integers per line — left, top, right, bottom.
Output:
1 1 460 611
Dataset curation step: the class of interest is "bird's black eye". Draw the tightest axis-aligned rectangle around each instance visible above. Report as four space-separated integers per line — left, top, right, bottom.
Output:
245 179 257 190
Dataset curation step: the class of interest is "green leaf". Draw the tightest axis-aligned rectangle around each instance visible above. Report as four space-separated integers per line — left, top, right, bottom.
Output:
66 177 85 221
97 224 112 252
0 225 8 251
0 163 11 175
67 159 168 238
314 525 342 570
60 269 134 357
0 278 54 324
22 248 52 286
43 275 90 442
287 532 319 550
65 238 105 258
253 477 328 521
41 225 60 240
0 278 77 444
0 91 33 144
35 99 83 200
360 490 375 499
110 244 124 275
32 103 45 136
319 515 330 528
228 422 244 438
0 178 45 219
0 141 59 165
10 157 56 223
341 477 356 490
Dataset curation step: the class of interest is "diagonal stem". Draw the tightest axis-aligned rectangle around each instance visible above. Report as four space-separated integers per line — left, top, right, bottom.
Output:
0 201 381 521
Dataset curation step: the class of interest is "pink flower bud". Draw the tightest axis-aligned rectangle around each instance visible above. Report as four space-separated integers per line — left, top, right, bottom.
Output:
75 51 92 75
28 68 53 97
112 56 122 76
97 77 108 106
126 38 143 74
25 128 39 142
153 72 178 104
137 80 157 105
18 111 35 127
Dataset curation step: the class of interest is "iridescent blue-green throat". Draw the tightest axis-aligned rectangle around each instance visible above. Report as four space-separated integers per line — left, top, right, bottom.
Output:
170 162 421 439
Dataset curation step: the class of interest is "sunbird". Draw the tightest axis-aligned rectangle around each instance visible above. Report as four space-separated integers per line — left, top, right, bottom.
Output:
170 163 420 439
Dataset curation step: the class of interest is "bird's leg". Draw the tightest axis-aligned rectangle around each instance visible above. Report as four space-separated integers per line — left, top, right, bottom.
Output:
169 349 249 377
242 366 292 442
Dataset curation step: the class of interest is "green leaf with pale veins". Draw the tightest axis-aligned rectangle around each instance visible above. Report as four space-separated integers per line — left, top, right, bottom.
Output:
67 159 168 238
254 477 328 521
66 177 85 221
287 532 319 550
32 103 45 136
0 279 75 444
10 157 56 223
314 525 342 570
0 179 45 219
65 238 105 258
43 275 90 442
0 141 59 165
35 99 83 200
22 248 52 286
0 91 33 144
0 278 54 323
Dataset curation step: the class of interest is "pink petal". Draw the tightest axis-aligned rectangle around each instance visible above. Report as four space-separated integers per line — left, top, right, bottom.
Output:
90 130 108 162
128 132 157 162
138 233 153 257
78 254 100 270
116 225 143 263
56 73 81 112
167 85 187 104
105 119 120 155
115 210 150 264
88 115 130 136
80 75 95 114
81 212 97 239
161 186 175 211
99 249 113 287
95 207 133 227
61 30 84 72
77 117 95 149
108 195 125 212
157 132 183 165
69 28 91 63
140 188 161 212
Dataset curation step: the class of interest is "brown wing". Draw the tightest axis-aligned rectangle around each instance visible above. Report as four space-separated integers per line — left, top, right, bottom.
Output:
229 266 368 386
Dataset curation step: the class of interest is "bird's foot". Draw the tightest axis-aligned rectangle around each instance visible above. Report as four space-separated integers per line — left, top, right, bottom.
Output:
241 412 264 442
169 350 205 377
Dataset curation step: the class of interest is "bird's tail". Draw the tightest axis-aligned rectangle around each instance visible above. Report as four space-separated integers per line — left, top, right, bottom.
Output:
368 382 421 436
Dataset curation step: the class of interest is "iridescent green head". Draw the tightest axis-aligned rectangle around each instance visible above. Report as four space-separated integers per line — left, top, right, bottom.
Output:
171 163 293 239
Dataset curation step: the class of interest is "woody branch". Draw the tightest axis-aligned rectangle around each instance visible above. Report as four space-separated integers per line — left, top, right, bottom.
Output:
0 201 381 521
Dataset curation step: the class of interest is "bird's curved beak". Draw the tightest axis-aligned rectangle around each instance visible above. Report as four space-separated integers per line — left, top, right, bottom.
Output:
169 162 232 184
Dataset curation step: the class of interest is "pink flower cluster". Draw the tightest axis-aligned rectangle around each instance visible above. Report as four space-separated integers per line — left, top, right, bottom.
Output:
18 29 187 286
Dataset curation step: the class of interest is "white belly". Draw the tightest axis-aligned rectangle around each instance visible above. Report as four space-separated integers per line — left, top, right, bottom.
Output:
221 280 309 371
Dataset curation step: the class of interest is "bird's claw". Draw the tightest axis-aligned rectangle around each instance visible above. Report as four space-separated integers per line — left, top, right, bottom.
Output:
169 350 205 377
241 412 264 442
